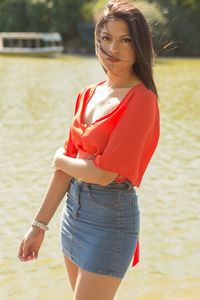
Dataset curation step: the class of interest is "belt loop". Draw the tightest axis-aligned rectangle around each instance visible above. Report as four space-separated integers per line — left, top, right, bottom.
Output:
128 180 133 190
87 183 91 191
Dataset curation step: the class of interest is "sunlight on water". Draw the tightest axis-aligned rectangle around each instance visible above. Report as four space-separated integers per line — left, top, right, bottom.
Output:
0 55 199 299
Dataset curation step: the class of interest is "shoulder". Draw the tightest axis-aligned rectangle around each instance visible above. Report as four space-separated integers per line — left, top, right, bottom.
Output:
127 84 158 112
133 84 157 103
74 83 96 112
124 85 159 124
79 84 96 95
74 82 103 114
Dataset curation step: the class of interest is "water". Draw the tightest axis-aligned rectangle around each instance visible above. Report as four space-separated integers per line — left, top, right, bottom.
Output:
0 55 199 300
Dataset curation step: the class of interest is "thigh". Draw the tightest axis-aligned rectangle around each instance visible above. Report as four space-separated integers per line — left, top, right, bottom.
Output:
63 255 78 292
73 267 122 300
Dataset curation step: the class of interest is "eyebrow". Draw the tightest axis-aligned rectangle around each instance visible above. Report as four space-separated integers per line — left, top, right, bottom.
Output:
101 32 131 37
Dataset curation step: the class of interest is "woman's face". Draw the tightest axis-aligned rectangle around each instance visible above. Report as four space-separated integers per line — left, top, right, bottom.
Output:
97 18 136 76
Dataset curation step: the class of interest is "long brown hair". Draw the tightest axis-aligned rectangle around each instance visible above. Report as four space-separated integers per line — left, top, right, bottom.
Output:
95 0 158 97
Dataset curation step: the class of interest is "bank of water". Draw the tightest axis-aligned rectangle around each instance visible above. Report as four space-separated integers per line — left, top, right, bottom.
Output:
0 55 199 299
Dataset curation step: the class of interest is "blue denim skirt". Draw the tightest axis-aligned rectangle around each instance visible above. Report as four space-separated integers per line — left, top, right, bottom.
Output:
60 177 140 279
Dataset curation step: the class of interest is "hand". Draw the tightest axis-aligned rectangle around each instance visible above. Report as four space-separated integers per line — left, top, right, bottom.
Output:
18 226 45 262
52 147 65 171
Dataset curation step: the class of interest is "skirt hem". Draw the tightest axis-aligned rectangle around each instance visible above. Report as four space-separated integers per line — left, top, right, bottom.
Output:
62 248 124 279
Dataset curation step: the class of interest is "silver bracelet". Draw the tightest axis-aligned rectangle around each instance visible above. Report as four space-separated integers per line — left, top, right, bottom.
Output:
31 221 49 231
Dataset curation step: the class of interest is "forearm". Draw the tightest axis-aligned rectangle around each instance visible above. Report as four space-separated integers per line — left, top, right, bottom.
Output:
54 155 117 186
33 170 71 225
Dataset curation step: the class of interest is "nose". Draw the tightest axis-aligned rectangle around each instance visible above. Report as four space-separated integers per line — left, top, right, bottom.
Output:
109 39 119 54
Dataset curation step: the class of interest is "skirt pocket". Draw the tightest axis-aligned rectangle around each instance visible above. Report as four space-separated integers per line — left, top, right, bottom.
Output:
88 187 120 208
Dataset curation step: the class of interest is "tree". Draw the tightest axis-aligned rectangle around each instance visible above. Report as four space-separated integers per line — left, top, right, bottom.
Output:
26 0 52 32
0 0 199 55
0 0 28 32
152 0 200 55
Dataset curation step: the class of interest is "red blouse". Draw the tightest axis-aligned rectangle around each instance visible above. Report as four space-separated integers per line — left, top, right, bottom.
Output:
64 80 160 267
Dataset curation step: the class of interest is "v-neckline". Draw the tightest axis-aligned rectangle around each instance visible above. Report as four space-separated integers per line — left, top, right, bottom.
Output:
81 80 144 128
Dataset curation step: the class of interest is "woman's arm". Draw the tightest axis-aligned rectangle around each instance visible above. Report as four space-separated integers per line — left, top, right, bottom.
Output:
52 148 117 186
18 170 71 262
33 170 71 225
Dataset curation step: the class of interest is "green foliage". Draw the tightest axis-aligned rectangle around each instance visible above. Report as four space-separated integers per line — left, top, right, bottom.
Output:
0 0 95 36
0 0 28 32
167 4 200 56
0 0 199 56
151 0 200 56
50 0 83 37
131 1 168 57
27 1 52 32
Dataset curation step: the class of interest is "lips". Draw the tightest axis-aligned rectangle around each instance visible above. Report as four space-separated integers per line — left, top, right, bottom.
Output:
106 56 121 63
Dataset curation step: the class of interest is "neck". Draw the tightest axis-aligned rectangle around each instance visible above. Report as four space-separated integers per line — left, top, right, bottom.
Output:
106 71 141 88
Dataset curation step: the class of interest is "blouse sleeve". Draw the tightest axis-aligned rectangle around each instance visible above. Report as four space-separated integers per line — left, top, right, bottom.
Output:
64 89 84 157
93 89 160 187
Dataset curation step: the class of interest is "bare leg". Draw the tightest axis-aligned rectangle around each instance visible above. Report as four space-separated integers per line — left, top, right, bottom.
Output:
63 254 79 292
73 267 123 300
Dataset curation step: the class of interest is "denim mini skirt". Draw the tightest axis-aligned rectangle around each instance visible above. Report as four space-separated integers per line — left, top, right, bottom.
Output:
60 177 140 279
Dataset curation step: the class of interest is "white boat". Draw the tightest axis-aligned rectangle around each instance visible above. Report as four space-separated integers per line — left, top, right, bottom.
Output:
0 32 64 57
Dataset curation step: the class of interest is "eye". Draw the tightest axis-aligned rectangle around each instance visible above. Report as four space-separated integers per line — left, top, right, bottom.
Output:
101 35 111 41
121 38 131 43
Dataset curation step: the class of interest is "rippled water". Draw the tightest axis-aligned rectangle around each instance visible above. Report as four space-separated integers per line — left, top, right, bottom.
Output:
0 55 199 300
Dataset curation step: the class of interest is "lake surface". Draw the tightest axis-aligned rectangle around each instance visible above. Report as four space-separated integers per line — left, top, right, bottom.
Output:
0 55 199 300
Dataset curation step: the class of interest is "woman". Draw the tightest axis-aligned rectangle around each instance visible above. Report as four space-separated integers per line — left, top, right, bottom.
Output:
18 1 160 299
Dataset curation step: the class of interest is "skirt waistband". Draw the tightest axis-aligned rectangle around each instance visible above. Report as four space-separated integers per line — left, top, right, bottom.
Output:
70 177 134 192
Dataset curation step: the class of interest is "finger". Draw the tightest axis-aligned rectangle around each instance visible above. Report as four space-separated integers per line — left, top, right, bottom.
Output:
24 252 38 261
27 256 34 261
22 239 29 259
18 239 24 258
18 244 29 262
18 256 27 262
34 250 39 259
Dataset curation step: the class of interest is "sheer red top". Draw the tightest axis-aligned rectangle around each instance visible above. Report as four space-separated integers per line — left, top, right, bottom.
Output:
64 81 160 267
